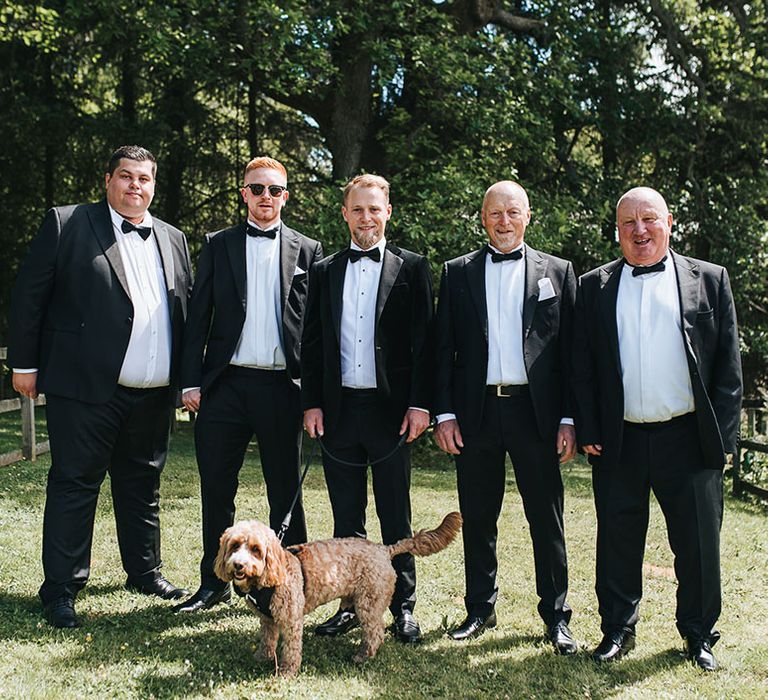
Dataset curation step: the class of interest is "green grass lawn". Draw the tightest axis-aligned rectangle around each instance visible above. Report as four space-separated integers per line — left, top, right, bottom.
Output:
1 423 766 699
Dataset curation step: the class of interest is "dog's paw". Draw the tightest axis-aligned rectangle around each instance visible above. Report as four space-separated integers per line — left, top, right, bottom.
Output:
278 663 299 678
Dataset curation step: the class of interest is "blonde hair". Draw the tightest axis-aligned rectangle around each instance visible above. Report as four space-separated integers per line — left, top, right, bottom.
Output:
244 156 287 181
343 173 390 204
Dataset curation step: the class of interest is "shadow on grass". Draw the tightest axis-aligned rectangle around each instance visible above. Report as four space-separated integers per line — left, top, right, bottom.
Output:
0 587 682 700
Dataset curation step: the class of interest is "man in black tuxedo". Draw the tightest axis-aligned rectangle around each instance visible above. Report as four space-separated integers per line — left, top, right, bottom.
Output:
572 187 742 671
174 157 323 613
302 174 433 643
8 145 192 628
434 181 577 654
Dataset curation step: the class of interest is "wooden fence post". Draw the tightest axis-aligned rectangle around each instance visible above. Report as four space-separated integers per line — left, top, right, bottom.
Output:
21 395 37 461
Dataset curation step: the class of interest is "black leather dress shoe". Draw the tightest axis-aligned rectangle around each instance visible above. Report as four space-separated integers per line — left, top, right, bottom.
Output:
547 620 578 655
125 575 190 600
685 637 717 671
392 610 422 644
315 608 359 636
592 629 636 662
448 612 497 641
172 586 231 613
44 596 80 629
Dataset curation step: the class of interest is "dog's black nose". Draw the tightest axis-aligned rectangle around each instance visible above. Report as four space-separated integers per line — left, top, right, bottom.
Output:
234 562 243 571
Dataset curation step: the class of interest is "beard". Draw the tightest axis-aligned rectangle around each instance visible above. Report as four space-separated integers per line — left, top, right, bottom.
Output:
353 228 381 250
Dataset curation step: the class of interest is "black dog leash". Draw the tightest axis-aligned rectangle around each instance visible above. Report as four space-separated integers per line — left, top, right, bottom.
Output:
274 433 408 543
246 432 411 617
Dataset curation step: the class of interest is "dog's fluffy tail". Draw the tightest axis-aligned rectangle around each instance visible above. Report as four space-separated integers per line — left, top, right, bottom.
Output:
388 512 462 559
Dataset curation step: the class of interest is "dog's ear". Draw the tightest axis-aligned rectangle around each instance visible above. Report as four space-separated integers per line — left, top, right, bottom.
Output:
259 531 286 588
213 527 232 582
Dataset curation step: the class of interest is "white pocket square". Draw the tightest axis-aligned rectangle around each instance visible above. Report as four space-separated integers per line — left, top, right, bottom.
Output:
537 277 556 301
293 266 306 277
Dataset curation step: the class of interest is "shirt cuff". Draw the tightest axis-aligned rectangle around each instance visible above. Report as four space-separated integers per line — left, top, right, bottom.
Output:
436 413 457 423
182 387 201 394
13 368 38 374
408 406 430 414
559 417 574 426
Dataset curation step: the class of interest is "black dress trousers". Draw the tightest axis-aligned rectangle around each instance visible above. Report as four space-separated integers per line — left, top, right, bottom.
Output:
40 385 172 604
321 390 416 616
455 389 570 625
194 366 306 590
592 412 723 642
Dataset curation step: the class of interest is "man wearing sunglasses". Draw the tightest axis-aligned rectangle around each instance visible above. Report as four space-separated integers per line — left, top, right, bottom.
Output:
175 157 323 613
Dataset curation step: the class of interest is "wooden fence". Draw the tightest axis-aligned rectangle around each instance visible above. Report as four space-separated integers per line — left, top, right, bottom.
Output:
732 398 768 500
0 347 49 467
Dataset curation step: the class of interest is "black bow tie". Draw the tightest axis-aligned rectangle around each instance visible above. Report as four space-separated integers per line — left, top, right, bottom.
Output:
246 224 278 239
489 246 523 263
121 219 152 241
349 247 381 263
630 255 667 277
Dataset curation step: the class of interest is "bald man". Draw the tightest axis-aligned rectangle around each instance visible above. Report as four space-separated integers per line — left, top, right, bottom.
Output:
572 187 742 670
434 181 578 653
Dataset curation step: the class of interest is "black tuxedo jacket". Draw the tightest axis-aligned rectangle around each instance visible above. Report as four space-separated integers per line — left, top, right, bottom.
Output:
180 222 323 392
301 243 434 432
434 245 576 439
571 251 742 469
8 200 192 403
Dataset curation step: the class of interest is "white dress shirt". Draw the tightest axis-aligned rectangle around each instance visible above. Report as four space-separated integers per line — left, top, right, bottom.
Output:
485 243 527 385
616 256 695 422
230 220 286 370
340 238 386 388
108 206 173 388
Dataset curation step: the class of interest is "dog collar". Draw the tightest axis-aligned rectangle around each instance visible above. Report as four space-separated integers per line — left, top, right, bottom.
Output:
242 546 303 620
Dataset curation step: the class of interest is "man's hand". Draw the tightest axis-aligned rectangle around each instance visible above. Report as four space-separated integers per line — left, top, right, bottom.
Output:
582 444 603 456
12 371 38 399
556 424 577 464
399 408 430 443
303 408 325 438
182 388 201 413
434 418 464 455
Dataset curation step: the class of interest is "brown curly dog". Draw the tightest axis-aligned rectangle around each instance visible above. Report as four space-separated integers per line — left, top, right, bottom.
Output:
214 512 462 676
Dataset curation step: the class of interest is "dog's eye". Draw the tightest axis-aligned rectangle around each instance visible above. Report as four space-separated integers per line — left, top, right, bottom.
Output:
251 545 261 556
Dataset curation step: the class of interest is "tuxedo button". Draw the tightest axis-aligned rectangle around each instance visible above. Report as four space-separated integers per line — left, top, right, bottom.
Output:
126 317 133 324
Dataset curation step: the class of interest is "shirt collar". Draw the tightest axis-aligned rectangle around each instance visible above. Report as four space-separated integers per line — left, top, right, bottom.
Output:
487 242 525 256
109 204 153 231
350 236 387 255
246 218 282 233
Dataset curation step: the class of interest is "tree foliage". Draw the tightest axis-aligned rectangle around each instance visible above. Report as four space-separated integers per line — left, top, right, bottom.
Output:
0 0 765 389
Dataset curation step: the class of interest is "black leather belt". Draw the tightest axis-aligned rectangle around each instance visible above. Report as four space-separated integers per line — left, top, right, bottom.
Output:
342 387 378 396
487 384 528 397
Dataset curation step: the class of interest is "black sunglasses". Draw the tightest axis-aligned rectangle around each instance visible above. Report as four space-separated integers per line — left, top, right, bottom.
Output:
244 183 287 197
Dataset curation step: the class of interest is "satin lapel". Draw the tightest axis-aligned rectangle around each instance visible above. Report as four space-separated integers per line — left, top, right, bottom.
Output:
89 201 130 299
465 248 488 342
152 221 176 292
673 250 701 345
523 248 548 338
329 252 348 345
279 225 300 319
375 246 404 327
225 224 248 311
598 259 624 371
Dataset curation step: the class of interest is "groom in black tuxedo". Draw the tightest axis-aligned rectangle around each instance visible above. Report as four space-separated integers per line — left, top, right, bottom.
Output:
8 145 193 627
433 180 578 654
175 157 323 613
572 187 742 671
301 174 434 643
